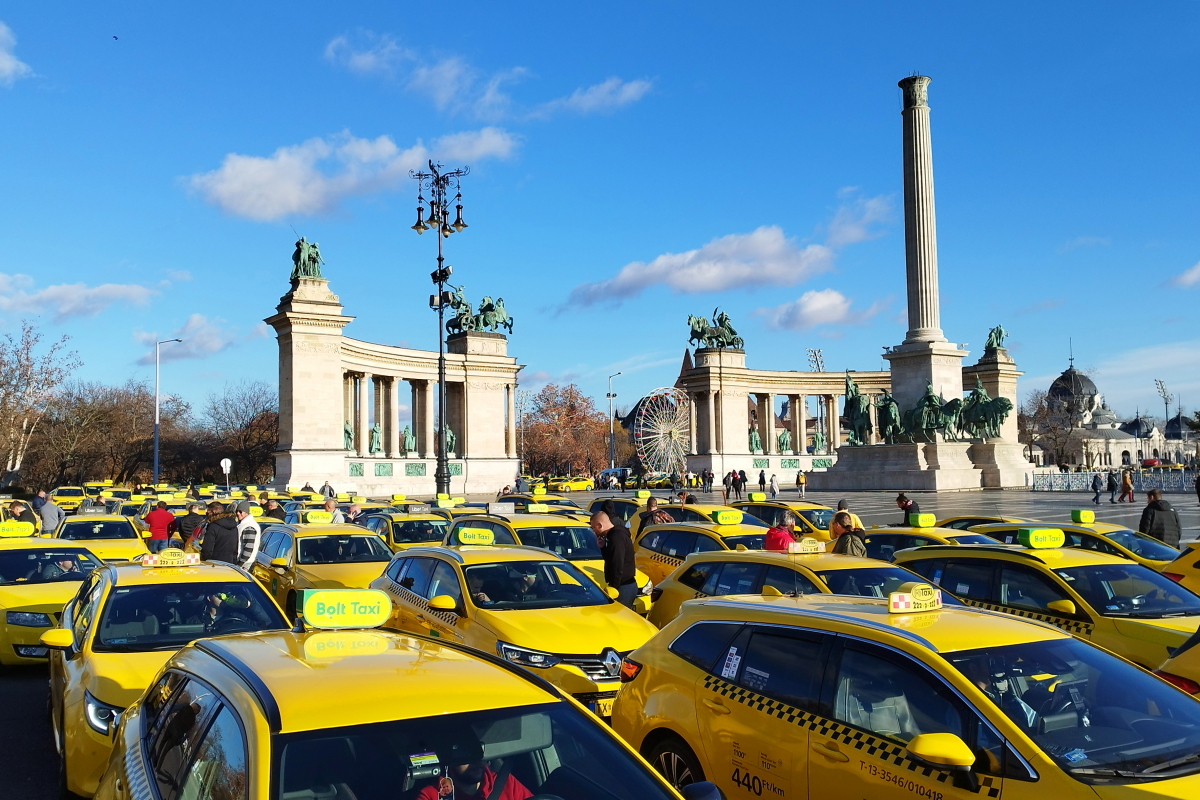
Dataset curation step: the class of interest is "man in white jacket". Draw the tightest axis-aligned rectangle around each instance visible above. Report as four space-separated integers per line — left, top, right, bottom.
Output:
235 500 263 570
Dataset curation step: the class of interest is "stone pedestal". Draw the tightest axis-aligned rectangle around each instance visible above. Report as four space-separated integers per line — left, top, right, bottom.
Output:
884 340 968 415
968 442 1034 489
809 442 980 492
447 331 508 356
693 348 746 369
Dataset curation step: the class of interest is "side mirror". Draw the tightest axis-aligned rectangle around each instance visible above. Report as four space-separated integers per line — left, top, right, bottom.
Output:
681 782 725 800
1046 599 1076 615
605 586 620 600
270 557 288 568
141 530 152 538
41 629 74 651
428 595 459 612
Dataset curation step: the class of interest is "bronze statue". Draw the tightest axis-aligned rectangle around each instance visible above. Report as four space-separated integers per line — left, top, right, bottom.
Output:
401 425 417 453
776 427 792 452
369 423 383 454
901 382 945 443
985 324 1008 351
749 427 762 453
875 390 902 444
291 237 325 280
687 308 744 349
843 373 873 446
343 420 355 451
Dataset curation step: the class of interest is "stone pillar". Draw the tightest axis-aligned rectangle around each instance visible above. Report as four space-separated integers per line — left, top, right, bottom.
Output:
688 393 698 455
706 390 717 455
409 381 422 456
827 395 840 450
422 380 436 459
356 373 372 457
794 394 807 455
899 75 944 345
343 374 353 432
867 394 878 445
386 378 400 458
755 393 772 454
506 384 517 458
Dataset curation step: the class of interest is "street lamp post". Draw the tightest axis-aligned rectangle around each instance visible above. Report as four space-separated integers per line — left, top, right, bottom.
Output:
410 160 469 496
607 372 622 468
153 338 183 485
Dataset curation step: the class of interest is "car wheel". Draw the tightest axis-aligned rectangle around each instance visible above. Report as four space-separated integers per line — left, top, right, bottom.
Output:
646 734 705 789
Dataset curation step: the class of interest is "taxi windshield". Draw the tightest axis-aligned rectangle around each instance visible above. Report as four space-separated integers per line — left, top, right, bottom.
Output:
1054 564 1200 618
464 561 609 610
0 549 102 585
392 519 449 544
796 508 833 529
272 702 677 800
513 526 601 560
816 566 965 603
57 520 138 540
945 638 1200 782
297 535 392 565
1103 529 1181 561
947 533 1002 545
94 581 287 652
722 534 765 549
54 488 84 496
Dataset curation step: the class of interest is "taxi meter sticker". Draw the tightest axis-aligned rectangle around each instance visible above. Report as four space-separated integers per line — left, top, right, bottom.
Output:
1018 528 1065 549
301 589 390 629
788 537 823 554
888 582 942 613
0 520 35 537
457 527 495 546
720 645 741 678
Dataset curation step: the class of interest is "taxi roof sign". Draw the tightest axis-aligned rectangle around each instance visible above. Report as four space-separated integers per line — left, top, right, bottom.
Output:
908 513 935 528
391 494 406 502
635 489 651 499
456 527 495 546
300 589 390 630
142 548 200 567
888 582 942 614
249 506 263 517
788 537 824 554
0 520 35 537
747 492 767 502
303 510 334 524
1071 509 1095 524
1018 528 1065 549
525 503 549 513
711 510 742 525
488 502 516 514
436 492 450 500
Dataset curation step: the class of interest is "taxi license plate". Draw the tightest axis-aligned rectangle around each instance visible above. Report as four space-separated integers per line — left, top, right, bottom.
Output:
592 697 614 717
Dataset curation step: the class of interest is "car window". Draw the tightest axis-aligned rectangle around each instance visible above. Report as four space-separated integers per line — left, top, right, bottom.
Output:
660 531 698 559
365 516 385 533
463 561 609 610
998 565 1073 614
144 671 188 736
95 582 287 651
693 533 725 553
57 520 139 541
1055 563 1200 618
393 519 449 544
174 704 248 800
384 557 408 583
638 528 666 553
760 565 819 595
258 531 282 560
296 535 391 565
669 622 744 672
515 526 601 560
701 562 764 596
677 561 718 591
399 558 437 597
0 548 101 586
737 629 827 711
741 505 780 526
274 533 294 560
1068 533 1123 557
148 679 223 799
1104 529 1180 561
862 534 901 561
795 508 833 530
947 534 1001 545
816 566 951 600
942 560 995 602
72 577 104 646
426 561 463 606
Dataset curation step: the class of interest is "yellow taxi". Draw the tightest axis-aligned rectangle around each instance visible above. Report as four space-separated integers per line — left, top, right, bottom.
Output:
41 549 289 797
1163 542 1200 594
370 534 657 717
936 514 1031 530
1158 628 1200 695
860 524 1004 562
51 486 88 512
731 494 835 540
971 511 1182 571
0 522 103 664
612 585 1200 798
49 514 150 562
587 492 671 526
645 541 965 628
362 509 451 551
547 476 596 492
635 514 769 586
894 528 1200 675
499 489 584 512
93 588 700 800
248 513 395 618
629 502 771 538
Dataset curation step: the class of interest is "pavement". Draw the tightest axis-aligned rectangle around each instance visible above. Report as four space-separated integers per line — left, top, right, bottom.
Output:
0 666 57 799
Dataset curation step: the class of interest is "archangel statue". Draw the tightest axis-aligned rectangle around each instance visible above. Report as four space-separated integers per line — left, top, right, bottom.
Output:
985 324 1008 351
291 237 325 280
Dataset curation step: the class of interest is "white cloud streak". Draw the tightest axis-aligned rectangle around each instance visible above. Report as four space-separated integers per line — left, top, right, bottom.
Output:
187 128 519 221
754 289 888 330
825 193 892 247
530 77 653 118
0 274 154 321
0 22 32 87
324 33 410 75
1170 261 1200 288
1058 236 1111 253
135 313 264 364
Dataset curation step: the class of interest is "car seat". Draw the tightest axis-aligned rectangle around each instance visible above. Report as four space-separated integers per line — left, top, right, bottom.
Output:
835 667 916 740
103 608 160 639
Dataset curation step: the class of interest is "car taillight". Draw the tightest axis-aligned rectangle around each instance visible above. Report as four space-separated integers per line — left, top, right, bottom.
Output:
1154 670 1200 694
619 658 643 683
1163 572 1185 583
650 588 663 603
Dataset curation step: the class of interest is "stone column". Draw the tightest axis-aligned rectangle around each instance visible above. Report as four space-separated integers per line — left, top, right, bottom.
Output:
793 394 806 455
706 390 717 455
506 384 517 458
899 75 945 345
422 380 436 459
755 393 771 454
688 393 698 455
409 381 421 456
867 394 878 445
356 374 372 457
386 378 400 457
343 374 353 431
827 395 840 451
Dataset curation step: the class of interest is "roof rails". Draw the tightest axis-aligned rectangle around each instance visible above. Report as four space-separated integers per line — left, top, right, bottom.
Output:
701 598 941 652
912 544 1046 562
195 639 283 732
401 546 464 563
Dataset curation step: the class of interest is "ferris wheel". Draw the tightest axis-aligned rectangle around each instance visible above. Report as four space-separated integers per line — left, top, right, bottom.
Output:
632 387 692 473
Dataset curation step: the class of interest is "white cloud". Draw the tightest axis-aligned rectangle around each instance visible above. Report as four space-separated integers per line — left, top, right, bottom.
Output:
324 33 409 75
825 193 893 247
166 270 192 283
531 77 653 118
0 274 154 321
409 57 477 110
754 289 887 330
1058 236 1111 253
187 128 518 221
135 314 241 364
0 22 32 87
1170 261 1200 288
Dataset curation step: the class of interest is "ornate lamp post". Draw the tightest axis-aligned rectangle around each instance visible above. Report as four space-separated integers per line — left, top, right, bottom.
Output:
153 338 183 485
410 160 469 495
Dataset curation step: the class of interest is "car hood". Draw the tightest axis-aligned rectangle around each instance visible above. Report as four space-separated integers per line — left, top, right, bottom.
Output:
1111 615 1200 647
90 650 176 708
67 539 147 562
0 581 83 613
476 602 656 655
573 560 649 590
295 561 388 589
1092 772 1200 799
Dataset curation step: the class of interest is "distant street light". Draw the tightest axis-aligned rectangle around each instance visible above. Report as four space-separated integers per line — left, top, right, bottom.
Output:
153 338 183 484
607 372 622 468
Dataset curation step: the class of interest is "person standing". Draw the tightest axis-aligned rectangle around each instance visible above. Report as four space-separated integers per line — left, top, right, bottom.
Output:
758 470 767 493
144 501 176 554
319 481 336 499
38 495 66 535
1107 470 1119 504
31 490 47 513
1138 489 1182 548
9 501 38 527
769 473 780 499
797 471 807 498
730 471 744 501
175 503 205 549
638 498 674 529
590 511 637 609
722 471 732 502
259 499 285 522
764 511 799 551
1194 471 1200 507
1090 473 1104 505
829 511 868 557
835 499 864 531
235 500 263 569
894 493 920 526
200 502 239 562
324 498 346 523
1119 470 1134 503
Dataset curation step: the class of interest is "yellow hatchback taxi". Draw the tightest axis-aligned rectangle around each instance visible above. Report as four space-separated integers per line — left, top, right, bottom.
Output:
732 495 836 541
362 509 451 551
646 542 965 628
93 588 704 800
1163 542 1200 595
548 475 596 492
972 511 1182 571
41 548 289 797
51 486 88 512
50 514 150 562
0 523 103 664
249 513 395 619
371 535 657 717
635 513 769 586
613 586 1200 799
861 524 1003 562
895 529 1200 676
629 502 770 537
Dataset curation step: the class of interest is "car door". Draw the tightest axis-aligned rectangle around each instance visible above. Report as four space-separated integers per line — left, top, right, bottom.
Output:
249 530 282 590
385 556 438 635
378 557 410 630
412 559 468 642
50 576 103 745
811 639 1008 800
994 563 1094 637
696 625 830 800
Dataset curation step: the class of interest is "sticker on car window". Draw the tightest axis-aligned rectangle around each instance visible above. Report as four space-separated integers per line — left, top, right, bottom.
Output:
956 583 969 594
720 646 741 679
743 666 769 691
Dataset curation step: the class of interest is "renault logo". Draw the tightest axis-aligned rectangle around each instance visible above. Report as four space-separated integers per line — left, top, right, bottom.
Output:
603 649 623 677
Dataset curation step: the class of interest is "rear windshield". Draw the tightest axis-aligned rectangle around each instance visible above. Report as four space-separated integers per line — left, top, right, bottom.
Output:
514 526 601 560
392 519 449 544
57 520 138 541
1103 529 1181 561
948 533 1002 545
722 534 765 550
297 535 392 565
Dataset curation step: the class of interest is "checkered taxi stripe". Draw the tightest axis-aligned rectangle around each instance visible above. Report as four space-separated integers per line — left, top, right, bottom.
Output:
123 742 155 800
962 599 1095 636
391 581 459 626
651 553 683 567
701 675 1000 798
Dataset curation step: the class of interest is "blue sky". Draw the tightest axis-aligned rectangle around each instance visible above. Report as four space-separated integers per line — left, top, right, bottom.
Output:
1 2 1198 425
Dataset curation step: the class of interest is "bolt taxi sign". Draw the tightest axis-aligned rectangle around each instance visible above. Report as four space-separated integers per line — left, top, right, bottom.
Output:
456 527 495 546
0 520 36 537
711 510 742 525
908 512 936 528
300 589 391 629
1071 509 1095 524
303 510 334 524
525 503 549 513
888 582 942 613
1018 528 1066 549
142 548 200 567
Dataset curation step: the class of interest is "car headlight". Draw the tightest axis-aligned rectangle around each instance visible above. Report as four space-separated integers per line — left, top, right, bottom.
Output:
496 641 561 669
84 691 124 736
6 611 53 627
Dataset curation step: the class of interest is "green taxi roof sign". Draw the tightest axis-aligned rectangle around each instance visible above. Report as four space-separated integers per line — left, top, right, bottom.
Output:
747 492 766 502
711 510 742 525
1071 509 1095 524
908 513 935 528
300 589 390 630
0 520 36 537
303 510 334 524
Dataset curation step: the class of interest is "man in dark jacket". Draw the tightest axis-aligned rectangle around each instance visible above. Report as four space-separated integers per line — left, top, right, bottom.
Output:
10 501 39 527
200 502 241 563
894 493 920 526
176 504 205 549
1138 489 1182 548
1107 471 1119 504
259 499 285 522
590 511 637 609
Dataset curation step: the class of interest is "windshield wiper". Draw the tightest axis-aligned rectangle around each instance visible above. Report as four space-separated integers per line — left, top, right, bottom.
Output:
1140 752 1200 775
1063 766 1140 778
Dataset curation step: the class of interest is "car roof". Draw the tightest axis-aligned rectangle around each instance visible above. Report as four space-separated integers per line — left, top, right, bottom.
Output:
402 544 573 565
277 523 381 538
60 514 135 523
864 527 955 540
105 559 255 586
893 543 1131 568
0 537 98 551
643 522 765 538
182 630 557 733
681 549 904 571
456 513 588 528
679 593 1066 653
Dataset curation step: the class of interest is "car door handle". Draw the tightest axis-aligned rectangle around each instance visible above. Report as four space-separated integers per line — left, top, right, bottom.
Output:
811 741 850 762
702 698 732 715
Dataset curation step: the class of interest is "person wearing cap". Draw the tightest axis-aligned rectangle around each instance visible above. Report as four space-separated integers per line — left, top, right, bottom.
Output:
764 511 799 551
258 498 285 522
235 500 262 570
413 733 532 800
144 501 177 554
835 500 864 530
829 511 868 557
893 493 919 527
200 501 239 563
323 498 346 523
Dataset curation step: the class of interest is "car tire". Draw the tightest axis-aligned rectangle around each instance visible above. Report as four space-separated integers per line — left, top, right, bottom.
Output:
646 734 705 789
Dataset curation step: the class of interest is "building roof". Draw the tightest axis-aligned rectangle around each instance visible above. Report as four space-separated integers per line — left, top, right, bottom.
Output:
1165 413 1189 440
1120 416 1155 438
1048 365 1098 404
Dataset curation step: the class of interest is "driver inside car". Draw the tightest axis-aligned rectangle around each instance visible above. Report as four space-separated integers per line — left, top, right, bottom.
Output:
413 734 532 800
469 567 542 606
40 555 83 580
185 589 257 633
962 655 1038 730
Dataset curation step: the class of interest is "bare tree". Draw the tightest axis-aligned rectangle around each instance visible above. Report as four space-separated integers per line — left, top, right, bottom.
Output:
0 322 80 486
204 381 279 483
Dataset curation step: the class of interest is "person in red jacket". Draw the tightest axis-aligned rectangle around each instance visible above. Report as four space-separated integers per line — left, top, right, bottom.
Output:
143 501 176 554
764 511 799 551
414 736 532 800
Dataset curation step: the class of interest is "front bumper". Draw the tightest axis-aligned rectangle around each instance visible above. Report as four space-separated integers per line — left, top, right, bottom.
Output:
0 623 55 665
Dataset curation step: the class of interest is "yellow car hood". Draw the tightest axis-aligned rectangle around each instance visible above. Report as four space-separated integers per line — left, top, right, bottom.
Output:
75 539 148 562
573 560 649 590
0 581 81 613
296 562 388 589
1093 773 1200 799
1111 616 1200 648
477 602 656 655
90 650 175 708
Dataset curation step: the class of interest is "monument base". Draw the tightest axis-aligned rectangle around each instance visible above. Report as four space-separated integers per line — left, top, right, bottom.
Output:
967 441 1034 488
808 442 981 492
